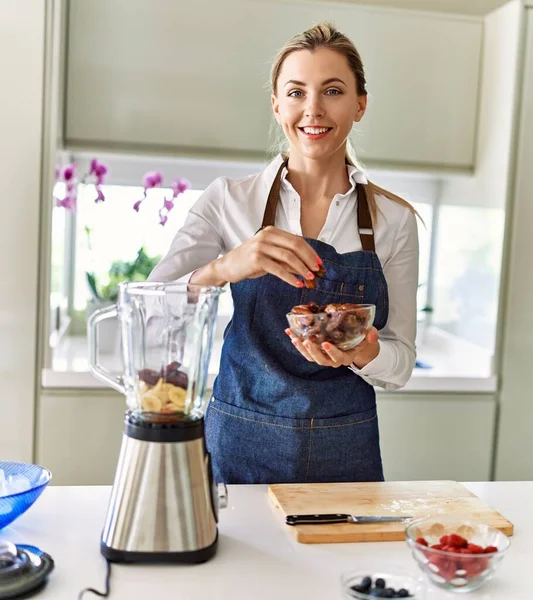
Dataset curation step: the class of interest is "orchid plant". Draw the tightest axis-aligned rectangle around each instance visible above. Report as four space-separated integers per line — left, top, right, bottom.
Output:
133 171 191 226
55 161 191 227
55 159 108 210
54 159 191 305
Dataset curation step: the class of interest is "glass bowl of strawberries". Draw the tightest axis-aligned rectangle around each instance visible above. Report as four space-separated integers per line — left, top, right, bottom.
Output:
405 516 510 593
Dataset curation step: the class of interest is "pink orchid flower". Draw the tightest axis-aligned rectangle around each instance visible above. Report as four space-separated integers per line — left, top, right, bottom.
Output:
133 199 143 212
143 171 163 189
95 187 105 203
163 199 174 212
171 178 190 197
158 208 168 226
62 164 76 182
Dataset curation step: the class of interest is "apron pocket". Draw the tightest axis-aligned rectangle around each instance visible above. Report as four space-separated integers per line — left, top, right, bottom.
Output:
205 396 311 484
304 277 366 303
306 406 384 483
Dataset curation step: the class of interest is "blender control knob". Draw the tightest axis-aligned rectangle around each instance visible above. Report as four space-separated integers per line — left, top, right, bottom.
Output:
217 483 228 509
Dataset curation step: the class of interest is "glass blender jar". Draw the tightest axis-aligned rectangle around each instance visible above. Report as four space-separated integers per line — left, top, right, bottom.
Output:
88 281 223 423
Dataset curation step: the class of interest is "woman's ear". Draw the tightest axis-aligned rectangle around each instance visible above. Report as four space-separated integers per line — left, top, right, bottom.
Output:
354 94 368 123
271 94 282 125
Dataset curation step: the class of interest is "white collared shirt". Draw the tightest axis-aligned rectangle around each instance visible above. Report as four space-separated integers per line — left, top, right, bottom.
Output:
149 155 419 391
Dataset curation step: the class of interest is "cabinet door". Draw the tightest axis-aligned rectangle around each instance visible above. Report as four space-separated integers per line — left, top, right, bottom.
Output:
0 1 46 462
65 0 481 169
377 393 496 481
37 391 125 485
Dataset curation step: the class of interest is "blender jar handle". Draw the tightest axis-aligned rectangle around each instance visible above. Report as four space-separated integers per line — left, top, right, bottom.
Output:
87 304 126 394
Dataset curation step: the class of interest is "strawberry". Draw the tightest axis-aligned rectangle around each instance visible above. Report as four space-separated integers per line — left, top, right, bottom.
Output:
431 543 444 550
440 535 451 546
449 534 468 549
416 537 429 547
467 544 484 555
484 545 498 554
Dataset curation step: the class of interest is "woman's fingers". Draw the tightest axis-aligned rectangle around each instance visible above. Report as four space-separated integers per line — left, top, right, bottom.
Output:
258 227 322 273
302 340 336 367
320 342 347 365
262 245 316 282
255 256 303 288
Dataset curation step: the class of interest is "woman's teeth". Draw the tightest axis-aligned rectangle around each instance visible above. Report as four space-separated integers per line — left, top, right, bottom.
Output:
301 127 331 134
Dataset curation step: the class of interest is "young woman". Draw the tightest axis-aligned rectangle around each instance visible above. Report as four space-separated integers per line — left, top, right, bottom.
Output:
149 22 419 484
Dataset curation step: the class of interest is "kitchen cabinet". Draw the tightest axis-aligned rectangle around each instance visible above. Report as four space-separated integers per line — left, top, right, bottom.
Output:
0 0 47 462
37 390 125 486
377 393 496 481
65 0 481 170
37 389 496 485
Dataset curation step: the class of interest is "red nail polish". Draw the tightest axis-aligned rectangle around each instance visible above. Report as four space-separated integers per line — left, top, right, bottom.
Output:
313 264 320 272
322 343 331 351
306 271 315 280
292 339 298 345
285 329 291 336
296 280 304 288
316 256 323 265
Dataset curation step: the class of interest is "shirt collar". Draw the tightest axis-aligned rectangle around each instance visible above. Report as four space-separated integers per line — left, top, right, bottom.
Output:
266 154 368 193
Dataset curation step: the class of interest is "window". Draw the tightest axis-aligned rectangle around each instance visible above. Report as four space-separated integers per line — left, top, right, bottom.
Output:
431 205 505 352
46 153 501 385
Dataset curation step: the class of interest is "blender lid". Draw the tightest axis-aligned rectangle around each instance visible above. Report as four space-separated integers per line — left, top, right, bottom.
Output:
0 540 54 599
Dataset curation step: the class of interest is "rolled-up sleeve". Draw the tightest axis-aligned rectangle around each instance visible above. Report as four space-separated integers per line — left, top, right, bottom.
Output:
349 209 419 391
148 177 227 283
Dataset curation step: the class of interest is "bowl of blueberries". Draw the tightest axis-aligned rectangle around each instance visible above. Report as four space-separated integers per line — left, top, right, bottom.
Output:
341 570 426 599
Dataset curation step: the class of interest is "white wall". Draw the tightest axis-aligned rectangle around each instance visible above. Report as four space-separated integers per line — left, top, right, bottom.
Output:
0 1 48 461
496 6 533 480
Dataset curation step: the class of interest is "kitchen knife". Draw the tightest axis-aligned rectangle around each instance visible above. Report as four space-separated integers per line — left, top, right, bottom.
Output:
285 513 413 526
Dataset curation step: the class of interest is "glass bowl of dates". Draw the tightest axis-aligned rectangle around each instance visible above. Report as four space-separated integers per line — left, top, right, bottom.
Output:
405 516 510 593
341 570 426 599
286 302 376 350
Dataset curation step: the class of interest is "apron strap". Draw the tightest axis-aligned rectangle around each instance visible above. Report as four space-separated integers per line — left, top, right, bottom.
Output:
261 158 288 229
357 181 376 253
260 156 376 253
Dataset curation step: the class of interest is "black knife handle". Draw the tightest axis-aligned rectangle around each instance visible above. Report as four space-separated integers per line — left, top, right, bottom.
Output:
285 514 349 526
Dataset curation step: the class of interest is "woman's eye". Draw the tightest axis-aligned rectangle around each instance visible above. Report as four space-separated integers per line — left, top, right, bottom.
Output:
288 90 304 98
325 88 342 96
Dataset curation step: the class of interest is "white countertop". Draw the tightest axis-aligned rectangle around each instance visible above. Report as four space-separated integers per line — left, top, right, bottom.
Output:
42 325 496 393
0 482 528 599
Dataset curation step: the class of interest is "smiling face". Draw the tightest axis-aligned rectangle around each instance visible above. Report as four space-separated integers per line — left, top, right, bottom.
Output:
271 48 367 162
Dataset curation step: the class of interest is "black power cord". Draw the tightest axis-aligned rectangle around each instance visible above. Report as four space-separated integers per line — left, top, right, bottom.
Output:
77 559 112 599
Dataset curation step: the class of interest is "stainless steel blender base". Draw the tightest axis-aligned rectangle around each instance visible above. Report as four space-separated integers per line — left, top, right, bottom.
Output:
101 415 220 563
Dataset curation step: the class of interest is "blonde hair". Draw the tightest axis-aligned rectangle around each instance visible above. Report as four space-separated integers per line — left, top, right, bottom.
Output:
270 22 418 223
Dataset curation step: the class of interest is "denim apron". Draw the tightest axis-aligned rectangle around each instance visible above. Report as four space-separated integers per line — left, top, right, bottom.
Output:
206 158 389 484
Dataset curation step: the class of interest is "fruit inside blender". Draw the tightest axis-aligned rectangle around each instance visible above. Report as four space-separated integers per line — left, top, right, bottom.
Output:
137 361 190 418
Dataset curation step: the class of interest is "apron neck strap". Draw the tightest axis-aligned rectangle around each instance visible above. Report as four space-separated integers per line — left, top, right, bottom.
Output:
261 156 376 253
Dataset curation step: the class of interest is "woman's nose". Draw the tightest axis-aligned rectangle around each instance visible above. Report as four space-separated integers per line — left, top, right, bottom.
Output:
304 95 325 119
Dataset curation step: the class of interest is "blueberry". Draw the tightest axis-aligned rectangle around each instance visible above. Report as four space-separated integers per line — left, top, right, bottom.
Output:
361 576 372 591
375 578 386 589
351 584 364 593
370 590 386 598
384 589 395 598
397 590 410 598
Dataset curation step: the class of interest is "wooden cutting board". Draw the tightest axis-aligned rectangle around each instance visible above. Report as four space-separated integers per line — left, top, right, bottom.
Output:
268 481 514 544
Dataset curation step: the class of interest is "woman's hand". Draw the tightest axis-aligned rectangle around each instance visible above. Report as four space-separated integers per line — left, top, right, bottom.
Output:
212 226 322 287
285 327 380 369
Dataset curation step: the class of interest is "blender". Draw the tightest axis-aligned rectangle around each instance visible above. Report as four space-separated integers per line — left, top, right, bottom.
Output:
88 282 227 563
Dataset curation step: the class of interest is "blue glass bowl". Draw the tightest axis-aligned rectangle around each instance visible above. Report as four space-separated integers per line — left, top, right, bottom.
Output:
0 461 51 530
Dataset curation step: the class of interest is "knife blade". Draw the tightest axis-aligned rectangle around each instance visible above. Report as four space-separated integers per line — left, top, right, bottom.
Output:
285 513 413 526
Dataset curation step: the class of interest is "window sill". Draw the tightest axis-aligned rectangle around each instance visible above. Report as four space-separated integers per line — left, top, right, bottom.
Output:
41 326 496 394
